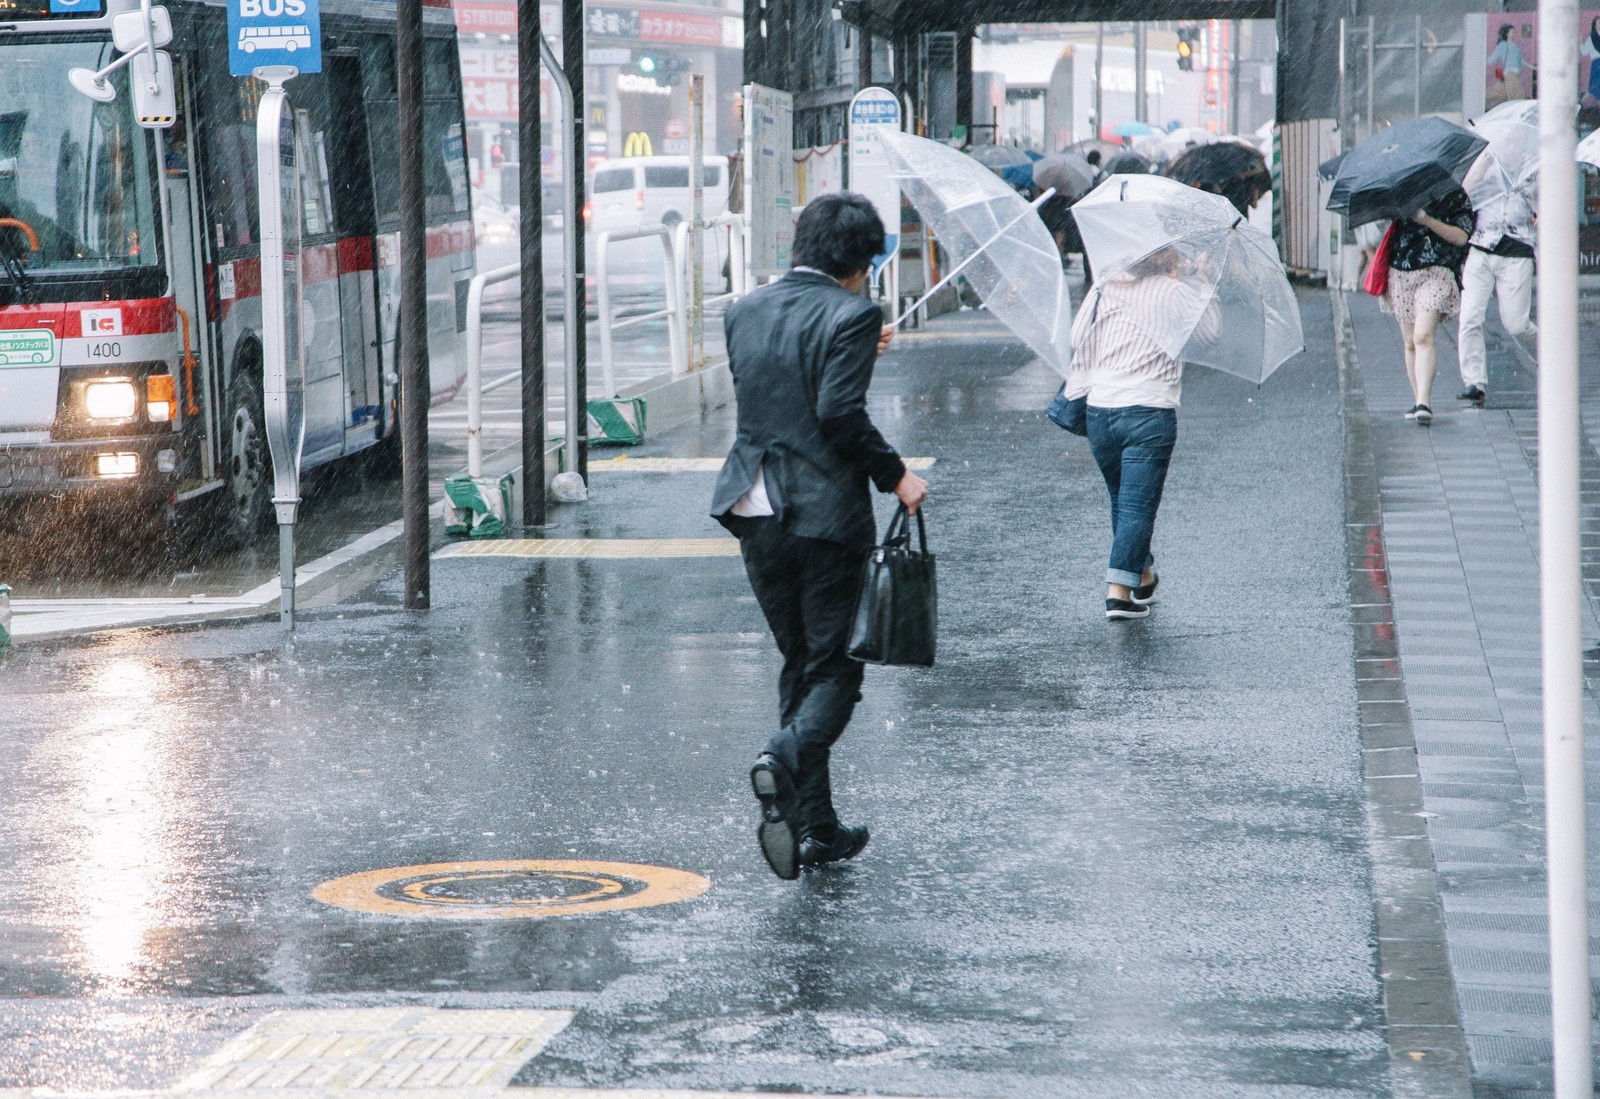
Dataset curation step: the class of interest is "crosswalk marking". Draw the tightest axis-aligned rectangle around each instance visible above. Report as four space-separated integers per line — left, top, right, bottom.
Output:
436 538 740 560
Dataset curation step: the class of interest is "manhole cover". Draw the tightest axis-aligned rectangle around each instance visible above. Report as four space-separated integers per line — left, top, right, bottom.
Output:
312 859 711 919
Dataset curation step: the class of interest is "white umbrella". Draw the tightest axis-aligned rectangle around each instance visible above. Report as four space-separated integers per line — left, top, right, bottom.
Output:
1070 173 1303 383
880 129 1073 376
1467 116 1539 222
1478 98 1539 127
1577 128 1600 170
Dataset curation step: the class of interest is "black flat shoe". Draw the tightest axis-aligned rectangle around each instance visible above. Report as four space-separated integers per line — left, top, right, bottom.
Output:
799 824 870 868
1457 384 1486 403
1131 572 1160 606
751 754 799 880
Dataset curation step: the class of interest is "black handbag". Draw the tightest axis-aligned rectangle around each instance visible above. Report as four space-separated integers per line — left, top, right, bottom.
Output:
1045 382 1088 436
848 504 937 667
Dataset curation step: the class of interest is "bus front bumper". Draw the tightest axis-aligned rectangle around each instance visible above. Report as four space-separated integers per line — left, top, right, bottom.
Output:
0 435 182 498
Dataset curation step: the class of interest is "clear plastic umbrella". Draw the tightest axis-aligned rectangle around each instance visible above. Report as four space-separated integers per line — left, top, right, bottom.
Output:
1070 173 1304 383
1466 117 1539 222
1578 128 1600 170
1479 98 1539 127
881 129 1073 376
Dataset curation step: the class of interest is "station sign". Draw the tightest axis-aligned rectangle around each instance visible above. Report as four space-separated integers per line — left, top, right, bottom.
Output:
228 0 321 76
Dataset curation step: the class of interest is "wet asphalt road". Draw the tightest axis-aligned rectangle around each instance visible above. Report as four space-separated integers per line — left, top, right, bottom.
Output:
0 292 1387 1096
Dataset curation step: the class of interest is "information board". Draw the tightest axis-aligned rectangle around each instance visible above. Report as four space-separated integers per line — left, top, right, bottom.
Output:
742 82 794 277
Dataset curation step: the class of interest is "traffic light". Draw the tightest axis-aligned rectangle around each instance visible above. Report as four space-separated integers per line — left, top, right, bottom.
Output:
633 54 690 87
1176 25 1198 71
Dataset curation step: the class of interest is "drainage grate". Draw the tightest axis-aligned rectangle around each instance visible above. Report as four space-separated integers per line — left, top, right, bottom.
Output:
174 1008 571 1097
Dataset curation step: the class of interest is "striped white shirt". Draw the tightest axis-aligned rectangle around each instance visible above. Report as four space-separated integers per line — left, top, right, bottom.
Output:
1066 274 1219 409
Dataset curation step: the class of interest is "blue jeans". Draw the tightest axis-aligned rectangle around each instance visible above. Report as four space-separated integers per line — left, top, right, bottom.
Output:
1085 405 1178 589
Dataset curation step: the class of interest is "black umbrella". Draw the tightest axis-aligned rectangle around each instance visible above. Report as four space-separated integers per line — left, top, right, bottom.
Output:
1164 142 1271 215
1326 117 1487 228
1103 152 1152 176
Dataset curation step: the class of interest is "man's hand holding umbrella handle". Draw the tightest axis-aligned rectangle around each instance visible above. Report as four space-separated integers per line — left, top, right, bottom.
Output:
877 325 895 357
895 470 929 514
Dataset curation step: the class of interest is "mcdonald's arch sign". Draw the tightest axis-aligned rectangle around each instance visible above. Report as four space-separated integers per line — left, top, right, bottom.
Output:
623 131 654 157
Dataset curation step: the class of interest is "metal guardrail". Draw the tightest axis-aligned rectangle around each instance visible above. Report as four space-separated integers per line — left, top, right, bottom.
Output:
463 263 522 479
594 223 685 395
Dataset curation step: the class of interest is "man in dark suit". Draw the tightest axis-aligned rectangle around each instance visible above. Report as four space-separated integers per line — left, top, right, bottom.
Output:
711 192 928 881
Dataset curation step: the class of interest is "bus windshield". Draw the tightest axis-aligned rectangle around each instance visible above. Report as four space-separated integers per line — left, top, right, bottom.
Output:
0 41 163 284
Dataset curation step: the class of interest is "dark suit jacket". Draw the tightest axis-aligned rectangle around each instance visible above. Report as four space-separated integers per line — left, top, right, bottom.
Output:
710 270 907 550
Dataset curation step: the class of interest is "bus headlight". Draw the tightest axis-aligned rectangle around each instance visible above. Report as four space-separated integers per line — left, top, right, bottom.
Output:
84 379 138 420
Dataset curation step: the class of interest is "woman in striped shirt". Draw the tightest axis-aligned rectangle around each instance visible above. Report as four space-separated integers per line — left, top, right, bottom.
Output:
1064 247 1221 621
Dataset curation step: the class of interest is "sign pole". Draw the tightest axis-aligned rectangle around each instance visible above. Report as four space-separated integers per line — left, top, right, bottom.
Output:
516 0 545 527
253 68 304 631
847 86 902 303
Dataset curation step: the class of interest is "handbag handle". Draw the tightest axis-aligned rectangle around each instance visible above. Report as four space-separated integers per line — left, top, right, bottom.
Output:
883 503 928 555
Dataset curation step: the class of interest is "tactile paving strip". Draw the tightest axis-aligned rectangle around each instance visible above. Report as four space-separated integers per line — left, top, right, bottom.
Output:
174 1008 572 1097
435 539 741 560
588 456 936 473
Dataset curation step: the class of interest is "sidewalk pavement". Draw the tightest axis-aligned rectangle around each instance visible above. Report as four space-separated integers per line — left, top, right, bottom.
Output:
0 285 1588 1097
1336 286 1600 1098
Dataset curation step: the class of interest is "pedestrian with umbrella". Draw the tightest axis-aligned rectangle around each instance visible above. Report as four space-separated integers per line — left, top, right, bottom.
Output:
1032 152 1098 282
1456 115 1539 405
1327 118 1482 425
1060 175 1303 619
1164 141 1272 216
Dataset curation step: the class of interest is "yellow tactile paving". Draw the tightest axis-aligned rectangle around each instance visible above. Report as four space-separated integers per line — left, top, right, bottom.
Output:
589 456 936 473
435 538 741 560
174 1009 573 1097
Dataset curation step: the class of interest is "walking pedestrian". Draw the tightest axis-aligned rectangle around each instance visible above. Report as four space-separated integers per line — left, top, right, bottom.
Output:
1379 188 1475 425
1060 246 1219 621
1457 156 1537 405
710 192 929 881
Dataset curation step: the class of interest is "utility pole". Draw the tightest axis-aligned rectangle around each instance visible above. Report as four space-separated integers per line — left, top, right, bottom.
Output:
516 0 544 527
563 0 588 482
1093 22 1103 142
397 0 428 609
1133 22 1147 123
1230 20 1242 135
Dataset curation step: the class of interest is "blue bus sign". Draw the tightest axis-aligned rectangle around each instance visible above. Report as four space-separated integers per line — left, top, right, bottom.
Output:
228 0 320 76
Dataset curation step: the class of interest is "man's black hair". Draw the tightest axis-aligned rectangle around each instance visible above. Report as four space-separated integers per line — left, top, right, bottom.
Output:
790 191 886 278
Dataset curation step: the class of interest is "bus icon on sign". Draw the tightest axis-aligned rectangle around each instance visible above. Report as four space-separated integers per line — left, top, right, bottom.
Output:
238 25 312 52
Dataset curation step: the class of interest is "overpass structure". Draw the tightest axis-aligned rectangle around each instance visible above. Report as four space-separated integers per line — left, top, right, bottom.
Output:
741 0 1484 280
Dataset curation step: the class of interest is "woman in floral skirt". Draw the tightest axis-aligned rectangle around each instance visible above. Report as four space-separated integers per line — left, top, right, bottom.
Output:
1381 187 1475 426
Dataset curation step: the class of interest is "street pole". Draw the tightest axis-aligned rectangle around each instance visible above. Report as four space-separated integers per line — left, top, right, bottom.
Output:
688 73 704 373
1535 0 1594 1089
1093 23 1103 142
1229 19 1241 136
516 0 545 527
397 0 429 609
563 0 587 483
1133 23 1146 123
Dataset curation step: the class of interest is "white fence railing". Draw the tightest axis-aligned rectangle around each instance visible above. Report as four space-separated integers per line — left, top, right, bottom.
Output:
594 223 685 396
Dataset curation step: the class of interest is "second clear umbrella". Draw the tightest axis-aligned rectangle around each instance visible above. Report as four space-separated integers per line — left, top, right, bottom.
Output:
1071 173 1303 383
881 129 1072 376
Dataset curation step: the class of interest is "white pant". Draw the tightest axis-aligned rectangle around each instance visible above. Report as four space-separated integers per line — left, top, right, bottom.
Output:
1457 248 1536 389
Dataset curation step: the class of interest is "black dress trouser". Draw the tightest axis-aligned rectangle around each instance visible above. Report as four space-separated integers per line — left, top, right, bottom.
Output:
732 515 864 840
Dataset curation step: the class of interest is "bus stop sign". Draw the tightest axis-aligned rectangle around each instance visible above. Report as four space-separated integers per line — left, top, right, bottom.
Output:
228 0 320 76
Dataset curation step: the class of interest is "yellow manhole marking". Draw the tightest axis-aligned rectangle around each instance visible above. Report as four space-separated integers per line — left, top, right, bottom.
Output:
178 1008 572 1096
589 455 936 472
435 538 741 559
313 859 712 920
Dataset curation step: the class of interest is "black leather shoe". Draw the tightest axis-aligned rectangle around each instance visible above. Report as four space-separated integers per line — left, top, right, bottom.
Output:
798 824 870 868
751 754 799 880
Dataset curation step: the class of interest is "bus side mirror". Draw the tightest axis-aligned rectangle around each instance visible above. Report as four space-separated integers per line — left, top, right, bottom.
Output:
132 49 177 129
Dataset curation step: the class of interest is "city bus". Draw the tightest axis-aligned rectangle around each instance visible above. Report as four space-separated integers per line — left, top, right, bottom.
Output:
0 0 475 548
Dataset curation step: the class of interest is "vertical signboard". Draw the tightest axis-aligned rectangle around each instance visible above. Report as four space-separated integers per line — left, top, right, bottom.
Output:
255 72 306 627
848 86 902 278
743 82 794 277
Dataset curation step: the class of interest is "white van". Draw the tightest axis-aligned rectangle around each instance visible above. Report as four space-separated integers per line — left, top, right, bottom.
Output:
589 155 732 233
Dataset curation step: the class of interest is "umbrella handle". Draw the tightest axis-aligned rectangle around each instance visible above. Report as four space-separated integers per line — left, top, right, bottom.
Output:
888 188 1056 331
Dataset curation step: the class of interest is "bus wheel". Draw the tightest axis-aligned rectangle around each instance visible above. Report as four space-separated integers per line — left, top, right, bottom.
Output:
224 380 272 546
